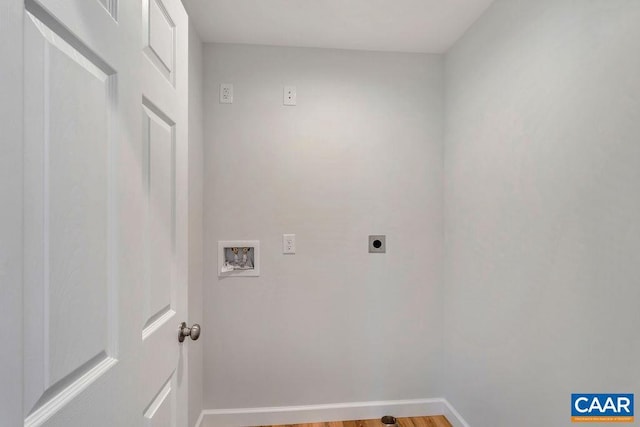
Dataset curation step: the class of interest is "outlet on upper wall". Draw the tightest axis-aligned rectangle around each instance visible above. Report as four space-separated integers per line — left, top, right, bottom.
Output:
220 83 233 104
283 234 296 254
283 86 296 106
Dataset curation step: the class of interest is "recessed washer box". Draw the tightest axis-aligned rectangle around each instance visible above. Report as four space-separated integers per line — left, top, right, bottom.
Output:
218 240 260 277
369 235 386 253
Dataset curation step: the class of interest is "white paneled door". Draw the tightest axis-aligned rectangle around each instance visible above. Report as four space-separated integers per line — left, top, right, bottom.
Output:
1 0 190 425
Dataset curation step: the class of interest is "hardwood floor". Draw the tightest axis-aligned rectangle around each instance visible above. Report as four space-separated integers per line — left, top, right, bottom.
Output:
255 415 453 427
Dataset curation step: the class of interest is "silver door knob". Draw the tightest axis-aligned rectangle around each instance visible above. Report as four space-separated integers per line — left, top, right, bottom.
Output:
178 322 201 342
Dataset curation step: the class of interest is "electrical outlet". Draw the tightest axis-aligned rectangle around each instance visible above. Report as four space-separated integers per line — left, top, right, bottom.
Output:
369 235 386 253
220 83 233 104
283 234 296 254
283 86 296 106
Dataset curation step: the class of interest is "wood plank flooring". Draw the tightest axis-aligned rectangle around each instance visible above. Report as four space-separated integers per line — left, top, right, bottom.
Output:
255 415 453 427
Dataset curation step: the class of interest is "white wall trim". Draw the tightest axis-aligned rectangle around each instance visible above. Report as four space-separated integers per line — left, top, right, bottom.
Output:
196 398 469 427
442 399 471 427
194 410 205 427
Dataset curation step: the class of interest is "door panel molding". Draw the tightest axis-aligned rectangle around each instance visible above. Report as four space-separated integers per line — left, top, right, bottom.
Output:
25 355 117 427
143 0 176 85
23 7 119 421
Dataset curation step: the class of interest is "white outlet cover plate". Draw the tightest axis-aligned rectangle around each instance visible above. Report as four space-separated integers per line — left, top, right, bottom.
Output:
220 83 233 104
283 234 296 254
283 86 296 106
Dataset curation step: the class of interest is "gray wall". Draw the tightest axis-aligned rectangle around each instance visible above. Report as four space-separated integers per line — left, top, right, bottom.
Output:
444 1 640 426
188 20 204 427
203 43 444 409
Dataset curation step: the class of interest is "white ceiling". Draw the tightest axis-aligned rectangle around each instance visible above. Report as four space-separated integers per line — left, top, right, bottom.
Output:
184 0 495 54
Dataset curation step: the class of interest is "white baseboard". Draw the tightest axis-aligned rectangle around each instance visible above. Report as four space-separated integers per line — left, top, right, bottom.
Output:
442 399 471 427
197 398 468 427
